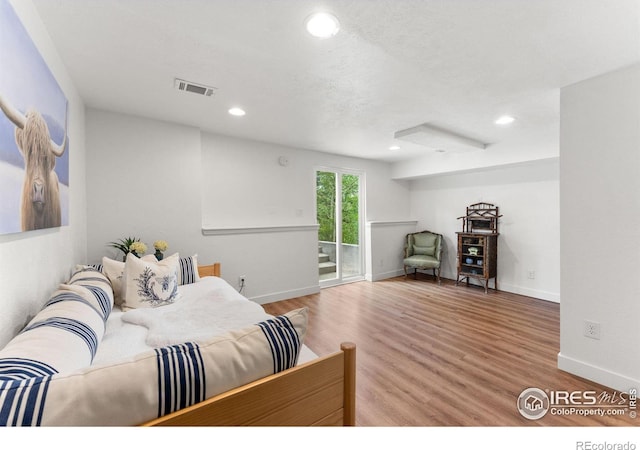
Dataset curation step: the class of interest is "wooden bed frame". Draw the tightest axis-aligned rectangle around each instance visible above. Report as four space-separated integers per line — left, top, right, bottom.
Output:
139 263 356 426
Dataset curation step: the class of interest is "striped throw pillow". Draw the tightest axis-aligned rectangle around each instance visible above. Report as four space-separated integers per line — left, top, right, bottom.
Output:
0 270 114 375
178 254 200 285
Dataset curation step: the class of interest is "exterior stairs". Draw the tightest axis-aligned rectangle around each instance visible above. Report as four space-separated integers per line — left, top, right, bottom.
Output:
318 246 336 276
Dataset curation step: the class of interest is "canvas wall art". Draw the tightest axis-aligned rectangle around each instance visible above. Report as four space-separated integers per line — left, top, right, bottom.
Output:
0 0 69 235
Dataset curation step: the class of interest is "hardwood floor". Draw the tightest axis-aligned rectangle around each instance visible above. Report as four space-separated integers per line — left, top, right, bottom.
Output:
263 275 637 427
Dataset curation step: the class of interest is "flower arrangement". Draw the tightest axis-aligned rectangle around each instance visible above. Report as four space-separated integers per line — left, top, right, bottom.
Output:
154 240 168 252
153 240 169 260
108 237 168 261
108 236 142 260
129 241 147 257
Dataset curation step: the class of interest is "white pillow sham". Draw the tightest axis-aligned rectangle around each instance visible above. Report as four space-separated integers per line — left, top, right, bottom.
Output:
122 252 180 310
102 254 157 306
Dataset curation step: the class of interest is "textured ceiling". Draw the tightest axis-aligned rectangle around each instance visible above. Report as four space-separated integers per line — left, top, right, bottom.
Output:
30 0 640 163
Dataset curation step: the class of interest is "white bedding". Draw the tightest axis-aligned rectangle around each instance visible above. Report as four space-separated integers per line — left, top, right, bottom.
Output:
92 276 316 367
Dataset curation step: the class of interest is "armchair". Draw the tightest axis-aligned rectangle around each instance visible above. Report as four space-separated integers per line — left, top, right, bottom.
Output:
403 230 443 284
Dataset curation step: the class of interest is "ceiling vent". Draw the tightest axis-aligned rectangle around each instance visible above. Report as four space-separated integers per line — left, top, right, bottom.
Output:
394 123 488 152
174 78 217 97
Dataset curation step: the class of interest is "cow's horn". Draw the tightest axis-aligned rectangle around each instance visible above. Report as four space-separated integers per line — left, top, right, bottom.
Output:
50 104 68 157
0 93 26 129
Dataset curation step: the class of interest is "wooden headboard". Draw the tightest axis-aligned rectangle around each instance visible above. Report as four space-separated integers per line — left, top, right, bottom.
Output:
198 262 221 278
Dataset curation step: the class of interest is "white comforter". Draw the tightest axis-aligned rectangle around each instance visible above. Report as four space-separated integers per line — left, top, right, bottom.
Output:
93 276 316 367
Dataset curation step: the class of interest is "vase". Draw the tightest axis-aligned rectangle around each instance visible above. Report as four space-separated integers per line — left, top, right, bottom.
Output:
124 251 139 261
155 250 164 260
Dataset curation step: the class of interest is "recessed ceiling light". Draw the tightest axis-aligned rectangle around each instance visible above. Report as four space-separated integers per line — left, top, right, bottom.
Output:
495 115 515 125
228 107 246 117
389 145 400 151
305 12 340 38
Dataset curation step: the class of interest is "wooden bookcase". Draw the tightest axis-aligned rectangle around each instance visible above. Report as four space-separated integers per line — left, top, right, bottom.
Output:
456 203 501 293
456 232 498 293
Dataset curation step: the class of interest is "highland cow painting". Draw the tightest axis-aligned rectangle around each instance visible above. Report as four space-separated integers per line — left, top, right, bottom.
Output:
0 0 69 234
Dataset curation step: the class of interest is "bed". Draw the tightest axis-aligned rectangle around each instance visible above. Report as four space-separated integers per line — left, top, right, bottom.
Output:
0 258 356 427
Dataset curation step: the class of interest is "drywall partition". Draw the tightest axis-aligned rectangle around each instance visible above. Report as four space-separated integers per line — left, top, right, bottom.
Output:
0 0 87 348
366 221 418 281
391 142 560 180
408 159 560 302
558 63 640 392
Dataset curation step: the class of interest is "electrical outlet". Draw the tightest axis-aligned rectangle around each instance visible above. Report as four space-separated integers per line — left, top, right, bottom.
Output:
238 275 246 286
528 270 535 279
583 320 601 340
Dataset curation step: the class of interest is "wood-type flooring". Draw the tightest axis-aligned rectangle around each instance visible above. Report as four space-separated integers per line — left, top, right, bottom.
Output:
263 275 637 427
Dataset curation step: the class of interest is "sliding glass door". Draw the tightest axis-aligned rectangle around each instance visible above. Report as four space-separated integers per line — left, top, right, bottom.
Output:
316 169 364 286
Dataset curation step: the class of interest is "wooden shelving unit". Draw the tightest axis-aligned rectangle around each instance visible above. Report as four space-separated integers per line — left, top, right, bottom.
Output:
456 203 502 293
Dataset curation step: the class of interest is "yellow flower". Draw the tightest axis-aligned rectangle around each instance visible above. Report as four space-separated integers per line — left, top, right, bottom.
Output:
129 241 147 255
153 240 168 251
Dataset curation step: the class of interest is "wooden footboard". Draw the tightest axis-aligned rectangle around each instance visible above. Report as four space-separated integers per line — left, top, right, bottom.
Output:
141 342 356 426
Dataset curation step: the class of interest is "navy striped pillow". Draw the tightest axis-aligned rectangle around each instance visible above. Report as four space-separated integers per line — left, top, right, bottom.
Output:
178 255 200 285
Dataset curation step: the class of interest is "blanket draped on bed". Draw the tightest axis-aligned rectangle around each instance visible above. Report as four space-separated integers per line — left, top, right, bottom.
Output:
120 276 271 347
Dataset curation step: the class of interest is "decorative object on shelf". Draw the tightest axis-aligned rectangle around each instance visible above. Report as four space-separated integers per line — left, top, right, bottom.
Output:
457 202 502 234
153 240 168 261
456 202 501 293
108 236 143 261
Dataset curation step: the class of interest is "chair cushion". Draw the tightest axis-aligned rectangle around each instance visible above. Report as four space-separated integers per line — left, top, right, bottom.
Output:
413 245 435 257
413 232 438 248
404 255 440 269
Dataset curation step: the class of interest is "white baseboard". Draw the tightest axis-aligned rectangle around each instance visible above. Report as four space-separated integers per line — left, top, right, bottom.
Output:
250 285 320 305
367 269 406 281
557 352 639 393
497 282 560 303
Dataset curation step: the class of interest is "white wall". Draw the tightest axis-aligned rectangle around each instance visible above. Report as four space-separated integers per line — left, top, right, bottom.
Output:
366 221 419 281
0 0 86 347
200 133 412 227
409 159 560 301
200 132 414 298
85 110 203 262
86 110 413 304
558 63 640 392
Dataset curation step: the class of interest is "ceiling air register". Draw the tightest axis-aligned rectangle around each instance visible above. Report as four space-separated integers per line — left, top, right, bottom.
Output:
174 78 217 97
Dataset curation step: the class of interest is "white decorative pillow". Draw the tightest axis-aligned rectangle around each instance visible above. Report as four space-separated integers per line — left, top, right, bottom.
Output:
178 254 200 285
122 252 180 310
102 255 156 306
